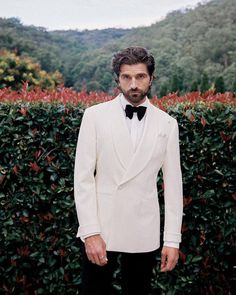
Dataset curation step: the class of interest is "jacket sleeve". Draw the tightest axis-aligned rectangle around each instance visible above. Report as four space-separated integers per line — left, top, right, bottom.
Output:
162 118 183 245
74 108 101 238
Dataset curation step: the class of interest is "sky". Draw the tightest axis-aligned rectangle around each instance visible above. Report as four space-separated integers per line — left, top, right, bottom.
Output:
0 0 209 31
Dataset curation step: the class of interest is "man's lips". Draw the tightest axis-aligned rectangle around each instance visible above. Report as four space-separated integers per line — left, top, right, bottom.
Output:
129 90 141 94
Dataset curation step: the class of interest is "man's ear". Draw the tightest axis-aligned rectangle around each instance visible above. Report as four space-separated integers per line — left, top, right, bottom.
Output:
115 76 119 85
149 75 154 85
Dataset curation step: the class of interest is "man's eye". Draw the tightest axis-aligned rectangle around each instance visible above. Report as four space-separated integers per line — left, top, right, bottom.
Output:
137 74 146 79
122 75 130 80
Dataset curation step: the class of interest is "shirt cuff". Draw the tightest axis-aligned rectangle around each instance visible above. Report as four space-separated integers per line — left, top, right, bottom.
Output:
80 232 101 242
163 241 179 249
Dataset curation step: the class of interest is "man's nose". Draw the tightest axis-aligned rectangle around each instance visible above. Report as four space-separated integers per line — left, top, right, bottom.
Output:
130 78 137 89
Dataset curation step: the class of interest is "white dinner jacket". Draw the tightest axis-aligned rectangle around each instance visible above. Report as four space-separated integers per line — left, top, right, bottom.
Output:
74 94 183 253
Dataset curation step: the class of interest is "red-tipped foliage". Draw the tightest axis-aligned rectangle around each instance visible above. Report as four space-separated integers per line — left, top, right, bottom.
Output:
0 84 235 108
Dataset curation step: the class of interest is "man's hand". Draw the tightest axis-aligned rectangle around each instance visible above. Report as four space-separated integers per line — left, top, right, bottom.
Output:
160 246 179 272
84 234 108 266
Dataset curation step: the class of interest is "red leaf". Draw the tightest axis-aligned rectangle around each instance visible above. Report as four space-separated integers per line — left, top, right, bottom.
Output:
232 194 236 201
0 174 6 185
202 256 210 268
19 107 27 116
32 128 38 136
16 276 24 283
185 110 195 122
29 162 41 172
64 273 70 282
179 250 186 263
17 246 30 257
20 216 30 223
183 196 192 207
46 155 55 163
220 131 232 142
12 165 19 175
227 117 233 126
51 183 57 190
59 248 65 257
3 284 12 293
197 175 204 181
200 231 206 246
34 150 41 160
201 117 207 127
190 114 195 122
49 236 59 248
200 198 207 205
41 212 54 221
181 222 188 233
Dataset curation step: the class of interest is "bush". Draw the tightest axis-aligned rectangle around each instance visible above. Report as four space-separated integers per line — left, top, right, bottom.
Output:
0 102 83 294
153 103 235 295
0 90 235 294
0 51 63 90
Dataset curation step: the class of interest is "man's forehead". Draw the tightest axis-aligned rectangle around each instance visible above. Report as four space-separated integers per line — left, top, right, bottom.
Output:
120 63 149 74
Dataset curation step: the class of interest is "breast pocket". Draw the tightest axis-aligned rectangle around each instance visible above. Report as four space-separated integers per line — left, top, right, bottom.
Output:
152 133 168 159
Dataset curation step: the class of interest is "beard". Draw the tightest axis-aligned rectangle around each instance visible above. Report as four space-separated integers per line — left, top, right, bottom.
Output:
119 85 151 105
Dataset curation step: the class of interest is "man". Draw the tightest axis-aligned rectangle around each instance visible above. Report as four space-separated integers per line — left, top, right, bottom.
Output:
74 47 183 295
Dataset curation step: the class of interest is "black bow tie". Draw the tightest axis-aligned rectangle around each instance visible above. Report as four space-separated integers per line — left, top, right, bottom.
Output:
125 105 147 121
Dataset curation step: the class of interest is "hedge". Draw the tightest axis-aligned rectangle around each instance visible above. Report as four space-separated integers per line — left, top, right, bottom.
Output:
0 96 235 295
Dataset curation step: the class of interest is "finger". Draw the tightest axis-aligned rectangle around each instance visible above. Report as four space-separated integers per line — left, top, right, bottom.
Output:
160 252 167 271
170 257 178 270
99 255 108 266
98 248 108 266
92 251 107 266
86 253 95 264
85 247 92 262
161 257 178 272
168 253 179 269
165 260 174 271
86 248 100 265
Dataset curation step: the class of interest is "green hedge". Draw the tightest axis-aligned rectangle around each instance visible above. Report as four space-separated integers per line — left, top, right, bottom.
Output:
0 102 235 295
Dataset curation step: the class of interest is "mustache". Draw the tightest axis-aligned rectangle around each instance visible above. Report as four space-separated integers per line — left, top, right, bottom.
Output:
128 88 142 93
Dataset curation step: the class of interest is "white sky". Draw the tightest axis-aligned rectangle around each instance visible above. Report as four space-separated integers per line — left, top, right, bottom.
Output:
0 0 209 31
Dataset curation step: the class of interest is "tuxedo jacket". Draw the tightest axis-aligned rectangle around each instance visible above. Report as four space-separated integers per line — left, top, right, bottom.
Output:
74 94 183 253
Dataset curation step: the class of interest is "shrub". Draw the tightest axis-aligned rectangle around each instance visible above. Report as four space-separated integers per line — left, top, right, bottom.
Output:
0 51 63 90
0 90 235 294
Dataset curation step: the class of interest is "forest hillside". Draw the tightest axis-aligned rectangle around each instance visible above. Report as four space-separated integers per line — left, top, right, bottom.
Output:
0 0 236 95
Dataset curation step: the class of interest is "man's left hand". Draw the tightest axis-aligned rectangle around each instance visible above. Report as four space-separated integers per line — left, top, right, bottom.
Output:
160 246 179 272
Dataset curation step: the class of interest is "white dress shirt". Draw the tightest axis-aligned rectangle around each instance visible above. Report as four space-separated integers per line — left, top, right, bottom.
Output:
119 94 147 151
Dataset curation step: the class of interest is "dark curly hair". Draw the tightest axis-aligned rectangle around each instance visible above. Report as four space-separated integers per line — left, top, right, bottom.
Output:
112 47 155 78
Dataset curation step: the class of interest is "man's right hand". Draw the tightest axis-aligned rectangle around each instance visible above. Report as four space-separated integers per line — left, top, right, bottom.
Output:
84 234 108 266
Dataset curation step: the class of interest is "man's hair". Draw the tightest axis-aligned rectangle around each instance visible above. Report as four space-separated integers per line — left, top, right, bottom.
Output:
112 46 155 78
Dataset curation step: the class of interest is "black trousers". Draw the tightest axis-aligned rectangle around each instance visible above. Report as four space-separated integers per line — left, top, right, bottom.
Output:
80 243 158 295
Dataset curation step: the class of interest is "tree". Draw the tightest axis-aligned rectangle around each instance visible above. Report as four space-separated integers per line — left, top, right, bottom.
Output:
190 80 199 92
232 75 236 92
200 72 210 93
170 71 183 93
86 80 104 92
0 51 63 90
214 76 226 93
159 82 169 97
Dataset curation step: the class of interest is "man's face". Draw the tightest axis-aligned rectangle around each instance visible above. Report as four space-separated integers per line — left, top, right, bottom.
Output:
118 63 153 106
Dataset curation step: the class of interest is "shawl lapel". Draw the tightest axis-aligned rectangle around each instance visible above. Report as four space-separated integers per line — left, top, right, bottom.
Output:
110 96 159 185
